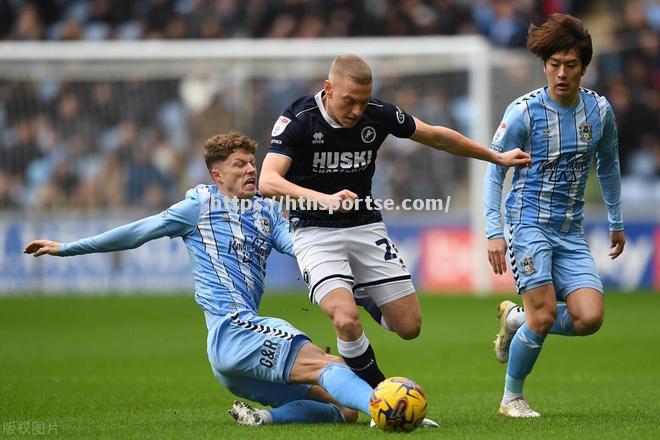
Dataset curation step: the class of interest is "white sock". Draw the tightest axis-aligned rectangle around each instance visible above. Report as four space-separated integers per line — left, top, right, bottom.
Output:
380 316 391 331
336 332 369 358
257 409 272 424
501 390 523 405
506 306 525 331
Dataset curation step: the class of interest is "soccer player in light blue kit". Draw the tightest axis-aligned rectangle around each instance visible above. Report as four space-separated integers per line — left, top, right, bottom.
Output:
483 14 626 417
24 131 375 427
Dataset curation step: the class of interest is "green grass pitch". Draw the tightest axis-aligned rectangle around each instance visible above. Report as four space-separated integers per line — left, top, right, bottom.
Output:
2 292 659 438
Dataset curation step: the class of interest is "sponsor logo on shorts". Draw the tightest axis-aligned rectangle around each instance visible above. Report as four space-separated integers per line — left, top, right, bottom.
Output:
259 339 281 369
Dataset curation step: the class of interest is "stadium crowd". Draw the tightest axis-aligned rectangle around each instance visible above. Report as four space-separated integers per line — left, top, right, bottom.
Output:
0 0 657 211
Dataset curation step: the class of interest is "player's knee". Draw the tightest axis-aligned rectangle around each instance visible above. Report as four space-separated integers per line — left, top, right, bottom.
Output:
393 317 421 340
332 310 362 338
576 312 604 336
528 310 556 335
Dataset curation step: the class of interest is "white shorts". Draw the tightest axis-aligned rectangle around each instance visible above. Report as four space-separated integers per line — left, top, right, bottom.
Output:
292 222 415 306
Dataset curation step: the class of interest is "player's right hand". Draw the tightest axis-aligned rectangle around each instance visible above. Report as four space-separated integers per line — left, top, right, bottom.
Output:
24 240 63 257
498 148 531 167
326 189 358 213
487 237 508 275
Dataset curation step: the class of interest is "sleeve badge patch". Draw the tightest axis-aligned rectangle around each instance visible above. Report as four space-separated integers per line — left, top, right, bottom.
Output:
271 116 292 136
493 122 507 143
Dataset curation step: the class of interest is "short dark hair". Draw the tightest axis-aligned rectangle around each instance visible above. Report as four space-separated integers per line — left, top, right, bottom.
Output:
527 14 592 69
203 131 257 170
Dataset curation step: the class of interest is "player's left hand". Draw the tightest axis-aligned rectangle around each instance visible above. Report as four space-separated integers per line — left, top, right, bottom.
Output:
24 240 63 257
497 148 531 167
609 230 625 260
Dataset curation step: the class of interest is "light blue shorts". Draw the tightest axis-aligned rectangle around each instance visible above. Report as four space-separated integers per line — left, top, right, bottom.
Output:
205 310 312 407
504 224 603 300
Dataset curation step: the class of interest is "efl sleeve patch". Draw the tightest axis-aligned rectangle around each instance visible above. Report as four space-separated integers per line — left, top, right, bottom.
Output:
493 122 507 144
271 116 292 136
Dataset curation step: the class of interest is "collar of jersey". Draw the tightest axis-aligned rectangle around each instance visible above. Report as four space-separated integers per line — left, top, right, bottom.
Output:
541 86 584 114
315 91 344 128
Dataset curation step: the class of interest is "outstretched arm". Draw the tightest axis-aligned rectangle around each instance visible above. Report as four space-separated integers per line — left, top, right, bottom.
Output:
409 118 531 167
24 194 200 257
25 214 176 257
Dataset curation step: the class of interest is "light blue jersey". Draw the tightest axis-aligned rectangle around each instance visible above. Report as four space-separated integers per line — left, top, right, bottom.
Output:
61 185 294 316
59 184 318 404
484 86 624 238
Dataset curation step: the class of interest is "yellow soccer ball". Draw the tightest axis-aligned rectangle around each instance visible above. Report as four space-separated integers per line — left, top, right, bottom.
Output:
369 377 428 432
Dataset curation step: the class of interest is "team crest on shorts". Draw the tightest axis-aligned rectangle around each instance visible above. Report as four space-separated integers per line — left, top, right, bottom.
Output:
520 256 536 276
579 123 593 142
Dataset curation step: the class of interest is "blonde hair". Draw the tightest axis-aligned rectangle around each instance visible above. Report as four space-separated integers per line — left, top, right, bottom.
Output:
328 54 372 85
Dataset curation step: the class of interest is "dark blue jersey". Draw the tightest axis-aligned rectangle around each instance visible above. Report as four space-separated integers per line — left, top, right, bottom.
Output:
269 91 416 228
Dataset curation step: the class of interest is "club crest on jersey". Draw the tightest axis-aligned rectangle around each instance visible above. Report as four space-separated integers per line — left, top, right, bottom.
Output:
312 131 324 144
271 116 291 136
260 218 271 235
543 128 552 139
579 123 592 142
361 126 376 143
520 256 536 276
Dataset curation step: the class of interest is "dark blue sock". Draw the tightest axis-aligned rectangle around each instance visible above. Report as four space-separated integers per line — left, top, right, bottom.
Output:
338 339 385 388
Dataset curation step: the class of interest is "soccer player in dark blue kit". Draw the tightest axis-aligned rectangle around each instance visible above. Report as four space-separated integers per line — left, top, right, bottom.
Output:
24 132 376 427
259 55 532 420
483 15 626 417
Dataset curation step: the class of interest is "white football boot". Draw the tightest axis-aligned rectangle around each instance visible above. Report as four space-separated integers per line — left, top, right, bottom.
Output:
498 398 541 418
228 400 264 426
494 300 518 363
419 417 440 428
